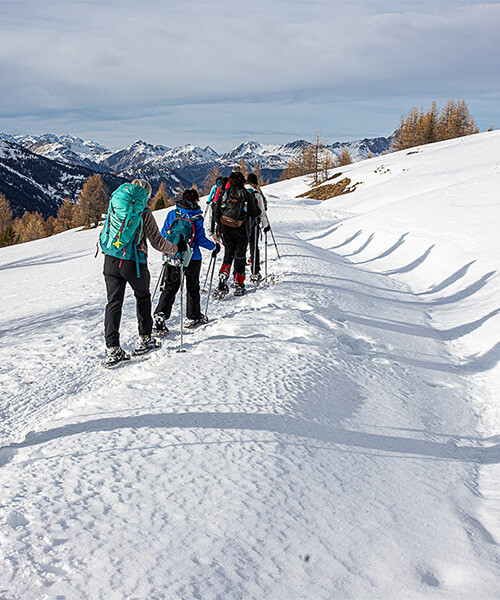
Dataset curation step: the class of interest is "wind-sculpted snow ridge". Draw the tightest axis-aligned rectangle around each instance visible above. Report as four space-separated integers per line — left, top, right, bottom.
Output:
1 147 500 597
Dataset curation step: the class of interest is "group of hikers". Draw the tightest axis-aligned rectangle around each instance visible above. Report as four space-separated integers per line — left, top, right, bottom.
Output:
99 166 271 368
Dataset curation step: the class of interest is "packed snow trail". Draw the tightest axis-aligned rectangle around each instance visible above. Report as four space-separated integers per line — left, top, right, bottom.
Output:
0 191 499 598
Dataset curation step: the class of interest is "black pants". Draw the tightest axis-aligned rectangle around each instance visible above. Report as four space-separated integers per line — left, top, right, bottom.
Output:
154 259 202 321
104 255 152 348
249 222 261 275
220 225 248 275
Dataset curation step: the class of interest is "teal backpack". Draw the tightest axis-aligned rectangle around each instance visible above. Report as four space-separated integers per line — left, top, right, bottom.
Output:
163 209 202 267
99 183 149 276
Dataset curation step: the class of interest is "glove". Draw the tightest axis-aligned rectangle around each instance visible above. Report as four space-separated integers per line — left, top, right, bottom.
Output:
212 242 221 258
264 225 271 233
176 237 188 253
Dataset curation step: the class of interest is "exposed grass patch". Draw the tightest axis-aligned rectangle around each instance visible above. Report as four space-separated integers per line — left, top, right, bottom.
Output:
298 177 360 201
311 172 342 187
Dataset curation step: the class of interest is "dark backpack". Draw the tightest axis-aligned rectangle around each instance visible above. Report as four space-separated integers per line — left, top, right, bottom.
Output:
219 185 249 228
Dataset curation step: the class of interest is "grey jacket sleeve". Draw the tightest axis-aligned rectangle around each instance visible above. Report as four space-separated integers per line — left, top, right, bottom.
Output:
254 191 269 229
143 210 178 254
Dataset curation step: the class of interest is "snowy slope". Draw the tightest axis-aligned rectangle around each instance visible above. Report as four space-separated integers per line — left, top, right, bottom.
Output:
297 130 500 428
1 133 500 598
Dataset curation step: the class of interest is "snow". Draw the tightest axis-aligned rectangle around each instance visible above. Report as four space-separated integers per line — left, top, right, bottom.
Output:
1 131 500 598
161 144 220 168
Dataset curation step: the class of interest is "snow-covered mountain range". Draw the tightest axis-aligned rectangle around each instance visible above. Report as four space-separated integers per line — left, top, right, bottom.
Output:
0 132 391 198
1 133 390 174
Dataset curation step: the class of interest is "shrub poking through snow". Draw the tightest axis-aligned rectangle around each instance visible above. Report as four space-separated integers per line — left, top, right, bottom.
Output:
298 177 360 200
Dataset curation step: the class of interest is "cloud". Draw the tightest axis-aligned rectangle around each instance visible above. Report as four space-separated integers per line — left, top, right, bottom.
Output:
0 0 499 148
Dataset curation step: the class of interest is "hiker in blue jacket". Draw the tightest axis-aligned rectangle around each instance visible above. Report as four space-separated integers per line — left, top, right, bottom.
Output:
153 188 220 331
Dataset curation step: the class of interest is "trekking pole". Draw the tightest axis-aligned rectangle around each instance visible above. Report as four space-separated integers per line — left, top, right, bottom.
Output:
269 224 281 259
264 232 268 278
252 222 259 277
152 263 166 302
177 263 186 353
204 254 217 318
201 254 215 293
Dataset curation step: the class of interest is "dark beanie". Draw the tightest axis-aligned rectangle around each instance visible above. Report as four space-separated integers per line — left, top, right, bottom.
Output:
182 188 199 202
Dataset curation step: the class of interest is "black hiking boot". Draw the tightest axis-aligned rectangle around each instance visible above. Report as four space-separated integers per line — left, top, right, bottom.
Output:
185 315 209 329
153 313 169 336
102 346 131 369
234 282 246 296
133 334 161 356
213 273 229 299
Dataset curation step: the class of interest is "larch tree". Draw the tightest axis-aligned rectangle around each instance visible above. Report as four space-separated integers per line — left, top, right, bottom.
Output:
151 182 170 210
0 193 16 247
53 197 76 233
252 164 266 185
392 99 479 151
321 151 334 182
0 193 13 233
14 211 48 243
437 98 479 140
312 130 327 184
202 165 222 195
74 175 109 228
335 147 353 167
237 158 249 177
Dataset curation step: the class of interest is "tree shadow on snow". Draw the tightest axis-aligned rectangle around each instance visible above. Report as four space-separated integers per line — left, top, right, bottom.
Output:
417 261 476 296
0 302 103 338
340 308 500 342
2 411 500 466
353 233 409 264
384 245 435 275
0 249 90 271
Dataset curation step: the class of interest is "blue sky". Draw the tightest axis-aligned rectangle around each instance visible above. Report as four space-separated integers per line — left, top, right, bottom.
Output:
0 0 499 151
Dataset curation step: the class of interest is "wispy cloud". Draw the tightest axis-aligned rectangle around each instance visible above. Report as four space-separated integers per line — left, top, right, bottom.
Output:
0 0 498 149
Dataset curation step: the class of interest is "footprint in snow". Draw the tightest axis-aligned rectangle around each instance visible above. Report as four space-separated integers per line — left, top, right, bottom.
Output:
6 511 29 529
337 333 374 356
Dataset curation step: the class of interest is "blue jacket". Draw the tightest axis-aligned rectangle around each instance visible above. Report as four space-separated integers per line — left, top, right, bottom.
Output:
161 206 215 260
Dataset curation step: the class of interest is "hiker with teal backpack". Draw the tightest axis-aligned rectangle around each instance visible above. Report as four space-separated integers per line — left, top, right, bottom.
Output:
99 179 186 368
153 188 220 333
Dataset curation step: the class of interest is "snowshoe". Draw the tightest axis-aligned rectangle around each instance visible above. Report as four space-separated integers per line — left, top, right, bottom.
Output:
185 315 209 329
213 273 229 300
133 334 161 356
249 273 262 285
152 313 169 336
102 346 131 369
234 283 247 296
